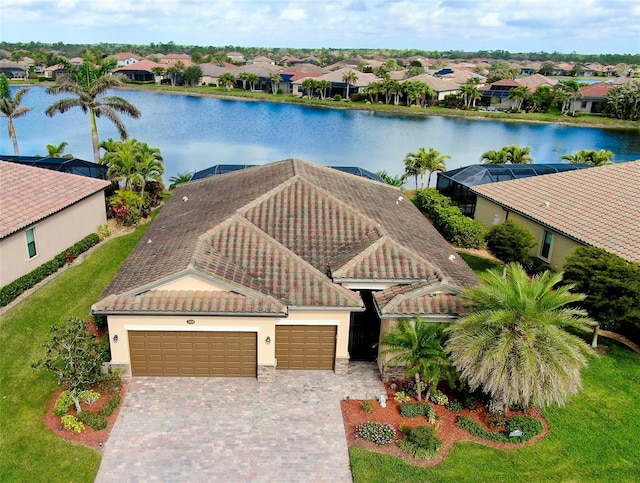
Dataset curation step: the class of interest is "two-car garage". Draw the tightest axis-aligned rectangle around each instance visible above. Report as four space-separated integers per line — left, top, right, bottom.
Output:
128 325 337 377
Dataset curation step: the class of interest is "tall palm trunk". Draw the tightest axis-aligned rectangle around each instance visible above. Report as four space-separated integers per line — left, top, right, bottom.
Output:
90 109 100 163
8 118 19 155
415 372 422 402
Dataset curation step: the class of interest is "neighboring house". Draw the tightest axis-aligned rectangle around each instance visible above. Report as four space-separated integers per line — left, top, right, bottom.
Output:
154 53 192 67
479 79 521 108
471 160 640 270
0 162 109 288
226 52 245 63
92 159 477 381
515 73 557 92
571 82 616 115
304 67 380 98
200 62 238 86
235 63 287 92
400 74 460 101
0 59 26 79
111 52 142 67
43 63 65 79
0 156 109 179
113 59 165 82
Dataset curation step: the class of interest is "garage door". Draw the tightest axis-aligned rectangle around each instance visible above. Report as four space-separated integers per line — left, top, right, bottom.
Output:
129 331 256 377
275 325 336 370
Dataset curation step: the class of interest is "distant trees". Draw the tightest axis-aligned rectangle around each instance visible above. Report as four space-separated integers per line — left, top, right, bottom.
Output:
0 73 32 155
46 141 73 158
182 65 203 87
561 149 614 166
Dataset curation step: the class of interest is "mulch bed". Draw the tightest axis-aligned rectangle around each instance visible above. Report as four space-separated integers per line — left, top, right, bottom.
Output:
341 385 549 467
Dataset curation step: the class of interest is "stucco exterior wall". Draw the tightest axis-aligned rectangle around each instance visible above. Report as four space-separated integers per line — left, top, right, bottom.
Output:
156 275 226 291
474 196 582 270
0 191 107 287
105 308 352 372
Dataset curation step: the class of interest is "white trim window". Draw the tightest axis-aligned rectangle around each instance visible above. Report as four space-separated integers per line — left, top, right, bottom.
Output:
26 228 38 259
540 230 553 261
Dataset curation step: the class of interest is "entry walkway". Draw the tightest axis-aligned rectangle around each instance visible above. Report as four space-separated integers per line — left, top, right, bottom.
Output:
95 362 385 482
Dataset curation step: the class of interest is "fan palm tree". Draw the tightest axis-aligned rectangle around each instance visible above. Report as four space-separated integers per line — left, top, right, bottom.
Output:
46 141 73 158
445 263 594 409
561 149 614 166
0 73 32 155
380 317 455 402
342 70 358 99
45 59 141 163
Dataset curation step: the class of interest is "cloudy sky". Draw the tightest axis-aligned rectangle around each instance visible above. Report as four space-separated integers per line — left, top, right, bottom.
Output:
2 0 639 54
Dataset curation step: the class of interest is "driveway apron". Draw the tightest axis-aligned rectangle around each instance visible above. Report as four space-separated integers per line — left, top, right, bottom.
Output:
95 362 385 482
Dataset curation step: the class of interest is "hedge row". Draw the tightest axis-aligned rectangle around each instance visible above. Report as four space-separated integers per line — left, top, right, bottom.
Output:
0 233 100 307
412 190 487 249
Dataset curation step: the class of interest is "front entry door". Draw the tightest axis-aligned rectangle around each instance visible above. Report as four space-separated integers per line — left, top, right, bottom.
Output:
348 290 381 361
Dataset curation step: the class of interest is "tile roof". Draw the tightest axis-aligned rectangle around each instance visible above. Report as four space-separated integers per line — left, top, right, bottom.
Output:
472 161 640 263
374 280 466 318
0 162 109 239
94 290 286 315
98 159 477 313
579 82 615 98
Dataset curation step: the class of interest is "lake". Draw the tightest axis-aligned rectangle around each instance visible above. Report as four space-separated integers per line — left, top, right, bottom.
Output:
2 86 639 181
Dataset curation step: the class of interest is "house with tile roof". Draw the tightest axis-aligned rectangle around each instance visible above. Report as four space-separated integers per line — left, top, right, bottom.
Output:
113 59 165 83
472 160 640 270
0 163 110 288
92 159 477 381
571 82 616 115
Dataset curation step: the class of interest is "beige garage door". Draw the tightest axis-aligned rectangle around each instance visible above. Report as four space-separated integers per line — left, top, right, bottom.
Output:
275 325 336 370
129 331 256 377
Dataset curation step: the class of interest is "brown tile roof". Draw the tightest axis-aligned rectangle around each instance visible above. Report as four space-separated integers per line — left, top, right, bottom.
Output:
99 159 477 312
580 82 615 99
472 161 640 263
374 280 466 318
94 290 286 315
0 162 109 239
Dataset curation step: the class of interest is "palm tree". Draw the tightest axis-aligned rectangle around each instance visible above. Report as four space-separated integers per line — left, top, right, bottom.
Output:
422 147 451 189
169 171 194 189
100 138 164 196
45 59 141 163
561 149 614 166
380 317 455 402
269 72 282 94
557 80 583 116
135 142 164 198
245 73 259 92
508 86 530 112
46 141 73 158
480 149 508 164
316 80 331 100
402 151 422 190
0 73 32 155
445 263 594 409
151 66 165 85
377 170 404 187
504 145 533 164
217 73 236 91
301 78 317 98
342 70 358 99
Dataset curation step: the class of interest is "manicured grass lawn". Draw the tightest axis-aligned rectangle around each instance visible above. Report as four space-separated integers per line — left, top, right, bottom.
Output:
0 223 151 482
349 343 640 482
457 252 503 274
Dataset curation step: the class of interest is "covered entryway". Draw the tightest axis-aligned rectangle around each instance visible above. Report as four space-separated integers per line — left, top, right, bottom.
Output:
348 290 381 361
129 331 256 377
275 325 336 369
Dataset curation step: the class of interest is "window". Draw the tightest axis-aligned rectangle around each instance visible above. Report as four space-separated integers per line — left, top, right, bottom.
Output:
26 228 37 258
540 230 553 260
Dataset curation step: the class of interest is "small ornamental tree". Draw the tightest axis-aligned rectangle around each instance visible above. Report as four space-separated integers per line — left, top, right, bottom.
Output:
33 317 103 413
562 247 640 336
486 220 537 263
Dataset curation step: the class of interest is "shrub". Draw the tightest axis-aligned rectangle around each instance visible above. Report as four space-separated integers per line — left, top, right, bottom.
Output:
78 390 101 404
429 390 449 406
98 395 122 417
486 220 537 263
445 400 463 413
98 335 111 364
98 369 123 394
400 402 435 419
521 254 550 276
0 233 100 307
456 414 543 443
487 410 507 429
53 391 74 417
77 410 108 430
508 415 544 440
97 223 112 241
398 425 443 459
108 190 143 226
61 415 85 433
333 94 342 101
394 391 411 404
361 400 374 414
355 422 396 445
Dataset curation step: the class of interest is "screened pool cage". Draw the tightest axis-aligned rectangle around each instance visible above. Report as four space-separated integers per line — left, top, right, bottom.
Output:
0 156 108 180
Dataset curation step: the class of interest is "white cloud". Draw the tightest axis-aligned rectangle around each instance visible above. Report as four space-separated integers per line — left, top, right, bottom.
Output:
280 7 307 22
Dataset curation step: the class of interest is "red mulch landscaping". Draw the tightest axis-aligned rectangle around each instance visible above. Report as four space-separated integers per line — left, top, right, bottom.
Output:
341 385 549 467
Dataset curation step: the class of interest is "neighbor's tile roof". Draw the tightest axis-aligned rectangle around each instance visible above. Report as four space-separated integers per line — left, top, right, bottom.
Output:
374 280 466 317
98 159 477 313
579 82 615 99
0 162 109 239
472 160 640 263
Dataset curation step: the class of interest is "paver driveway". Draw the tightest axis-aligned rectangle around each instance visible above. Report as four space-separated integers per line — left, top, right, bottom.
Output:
95 362 385 482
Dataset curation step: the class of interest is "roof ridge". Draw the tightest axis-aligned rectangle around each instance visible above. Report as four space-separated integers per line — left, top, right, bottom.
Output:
331 232 386 277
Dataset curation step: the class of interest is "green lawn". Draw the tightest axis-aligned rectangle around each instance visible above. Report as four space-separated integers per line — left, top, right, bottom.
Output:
457 252 503 274
350 342 640 482
0 223 150 482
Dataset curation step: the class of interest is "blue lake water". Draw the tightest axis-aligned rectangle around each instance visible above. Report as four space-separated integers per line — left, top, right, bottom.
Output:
2 87 639 181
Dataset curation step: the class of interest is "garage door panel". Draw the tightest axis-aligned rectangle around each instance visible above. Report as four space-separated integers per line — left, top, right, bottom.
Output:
129 331 256 377
275 326 336 370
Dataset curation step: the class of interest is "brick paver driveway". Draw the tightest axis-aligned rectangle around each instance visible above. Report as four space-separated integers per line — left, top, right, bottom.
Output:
95 362 385 482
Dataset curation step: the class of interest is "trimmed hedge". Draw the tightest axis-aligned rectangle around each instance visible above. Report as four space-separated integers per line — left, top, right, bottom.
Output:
398 425 443 459
400 402 435 419
97 395 121 417
413 190 487 248
0 233 100 307
76 410 108 430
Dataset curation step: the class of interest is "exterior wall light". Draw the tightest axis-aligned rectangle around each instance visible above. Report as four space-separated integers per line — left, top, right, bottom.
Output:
112 334 118 343
186 319 196 324
265 336 271 344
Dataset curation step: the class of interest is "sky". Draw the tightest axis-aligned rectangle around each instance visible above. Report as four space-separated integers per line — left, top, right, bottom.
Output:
1 0 639 55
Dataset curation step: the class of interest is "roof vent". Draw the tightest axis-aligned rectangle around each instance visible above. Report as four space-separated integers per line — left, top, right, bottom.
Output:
540 201 550 208
182 196 189 202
